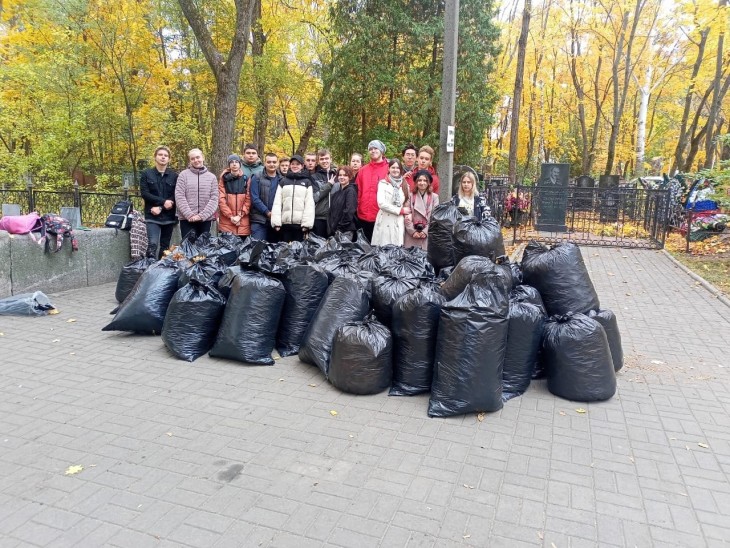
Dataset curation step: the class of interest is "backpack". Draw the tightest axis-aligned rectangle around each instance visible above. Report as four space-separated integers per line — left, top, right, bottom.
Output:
105 200 133 230
42 213 78 252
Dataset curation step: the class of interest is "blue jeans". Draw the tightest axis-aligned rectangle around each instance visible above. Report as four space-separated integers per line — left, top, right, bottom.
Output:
250 222 269 241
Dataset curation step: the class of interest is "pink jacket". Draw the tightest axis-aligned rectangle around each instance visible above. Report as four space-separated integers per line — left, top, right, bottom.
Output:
175 166 219 221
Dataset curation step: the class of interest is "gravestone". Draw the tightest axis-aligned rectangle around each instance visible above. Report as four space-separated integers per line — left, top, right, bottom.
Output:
574 176 595 210
599 175 620 222
2 204 21 217
535 163 569 232
60 207 81 228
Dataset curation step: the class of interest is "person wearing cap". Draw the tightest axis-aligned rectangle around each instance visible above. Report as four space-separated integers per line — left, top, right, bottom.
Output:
250 152 281 241
404 169 439 250
217 154 251 239
175 148 219 240
404 145 440 194
270 154 315 242
355 139 389 242
241 143 264 180
139 146 178 258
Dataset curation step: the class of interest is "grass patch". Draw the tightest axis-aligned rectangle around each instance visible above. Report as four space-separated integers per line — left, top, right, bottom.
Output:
668 253 730 296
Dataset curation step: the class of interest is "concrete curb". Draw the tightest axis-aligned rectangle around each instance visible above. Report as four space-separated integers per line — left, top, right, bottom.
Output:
662 248 730 309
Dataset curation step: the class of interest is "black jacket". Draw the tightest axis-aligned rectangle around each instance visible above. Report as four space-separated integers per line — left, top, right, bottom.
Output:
140 167 178 224
328 182 358 235
312 166 337 220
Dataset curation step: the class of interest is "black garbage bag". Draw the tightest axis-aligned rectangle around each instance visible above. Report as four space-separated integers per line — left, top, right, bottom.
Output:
357 250 391 274
543 313 616 402
521 241 600 316
329 314 393 395
178 256 226 288
337 269 377 299
216 266 242 299
209 271 285 365
502 291 547 401
340 229 372 253
428 204 463 272
510 284 546 314
372 274 420 328
179 231 203 258
588 309 623 372
0 291 55 316
115 257 156 303
318 250 365 282
235 237 261 267
194 231 214 249
382 255 434 279
435 266 454 283
207 232 243 265
390 287 446 396
441 255 513 301
452 216 506 264
299 277 370 377
277 263 330 357
428 272 510 417
302 232 327 258
162 282 226 361
103 261 181 333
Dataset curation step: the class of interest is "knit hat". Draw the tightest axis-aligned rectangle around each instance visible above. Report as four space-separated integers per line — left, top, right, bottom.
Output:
367 140 386 154
227 154 242 165
290 154 304 164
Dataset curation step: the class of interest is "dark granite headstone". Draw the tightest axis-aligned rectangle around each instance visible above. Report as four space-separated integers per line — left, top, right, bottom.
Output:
574 176 595 210
599 175 620 222
535 163 569 232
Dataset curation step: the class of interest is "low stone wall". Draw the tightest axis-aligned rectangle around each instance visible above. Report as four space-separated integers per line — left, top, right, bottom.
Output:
0 229 132 298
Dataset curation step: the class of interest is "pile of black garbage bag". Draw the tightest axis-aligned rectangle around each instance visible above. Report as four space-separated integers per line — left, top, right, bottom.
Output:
104 225 622 417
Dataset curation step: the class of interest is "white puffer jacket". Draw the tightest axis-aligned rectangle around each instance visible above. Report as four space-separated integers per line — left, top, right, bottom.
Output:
271 174 315 229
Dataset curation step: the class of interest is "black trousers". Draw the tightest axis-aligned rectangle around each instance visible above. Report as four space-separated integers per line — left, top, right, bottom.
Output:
357 218 375 243
313 219 329 238
180 220 212 241
277 225 306 242
146 222 176 259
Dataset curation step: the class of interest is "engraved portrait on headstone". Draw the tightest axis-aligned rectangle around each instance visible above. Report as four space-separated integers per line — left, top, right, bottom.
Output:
535 163 569 232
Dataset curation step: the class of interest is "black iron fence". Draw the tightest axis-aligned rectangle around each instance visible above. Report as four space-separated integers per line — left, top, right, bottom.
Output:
486 185 671 249
0 184 143 227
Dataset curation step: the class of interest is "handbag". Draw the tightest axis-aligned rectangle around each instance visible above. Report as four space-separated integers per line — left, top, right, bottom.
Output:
105 200 133 230
0 212 43 235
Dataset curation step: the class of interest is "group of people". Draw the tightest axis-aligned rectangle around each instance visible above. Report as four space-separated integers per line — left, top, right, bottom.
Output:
138 142 487 258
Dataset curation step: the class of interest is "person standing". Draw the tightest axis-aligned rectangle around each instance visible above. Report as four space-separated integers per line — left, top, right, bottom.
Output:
355 140 389 242
241 143 264 180
139 146 178 258
404 145 440 194
250 153 281 241
304 152 318 175
175 148 219 240
451 171 488 220
217 154 251 239
311 148 337 238
278 157 290 176
328 165 358 240
271 155 315 242
401 143 417 174
404 170 439 250
372 159 410 246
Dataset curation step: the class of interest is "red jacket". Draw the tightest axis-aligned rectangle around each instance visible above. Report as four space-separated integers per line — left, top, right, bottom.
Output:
405 165 440 195
355 158 389 222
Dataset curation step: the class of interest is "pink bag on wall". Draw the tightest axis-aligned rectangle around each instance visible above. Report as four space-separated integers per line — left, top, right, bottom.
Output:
0 212 42 234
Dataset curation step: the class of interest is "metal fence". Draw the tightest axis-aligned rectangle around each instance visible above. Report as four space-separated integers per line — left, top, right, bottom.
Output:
0 185 143 227
486 185 671 249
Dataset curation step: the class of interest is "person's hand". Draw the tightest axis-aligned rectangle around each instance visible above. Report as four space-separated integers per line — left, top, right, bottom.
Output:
275 227 281 231
163 200 174 209
190 214 201 222
401 207 411 215
231 215 241 225
302 227 309 233
266 211 272 218
151 206 162 215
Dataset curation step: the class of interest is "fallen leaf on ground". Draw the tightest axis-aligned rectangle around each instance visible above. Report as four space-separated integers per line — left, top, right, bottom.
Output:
66 319 76 323
0 332 4 336
278 378 284 382
559 411 566 416
330 410 338 416
650 360 665 365
166 432 172 437
463 535 471 539
48 309 59 315
575 408 587 414
537 531 544 540
52 339 60 343
477 412 486 422
64 465 83 475
308 383 317 387
463 484 475 489
69 352 75 356
698 443 709 449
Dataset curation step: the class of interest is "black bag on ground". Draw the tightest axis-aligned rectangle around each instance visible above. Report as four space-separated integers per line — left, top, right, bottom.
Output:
372 275 420 328
521 241 600 316
441 255 514 301
103 261 181 333
277 263 330 357
162 282 226 362
207 233 243 265
428 272 510 417
543 313 616 402
427 204 463 271
178 256 226 288
510 284 546 313
502 289 547 401
0 291 55 316
209 271 285 365
588 309 623 372
390 287 446 396
329 314 393 395
299 277 370 377
115 257 156 303
452 216 505 264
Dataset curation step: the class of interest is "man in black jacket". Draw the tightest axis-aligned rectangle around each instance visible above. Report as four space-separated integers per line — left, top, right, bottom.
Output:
311 148 337 237
139 146 178 258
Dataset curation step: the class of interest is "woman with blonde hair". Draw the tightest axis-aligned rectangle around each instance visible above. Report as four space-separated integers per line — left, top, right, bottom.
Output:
451 171 488 220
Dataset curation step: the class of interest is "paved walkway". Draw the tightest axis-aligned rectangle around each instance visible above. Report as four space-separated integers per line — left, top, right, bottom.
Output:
0 247 729 547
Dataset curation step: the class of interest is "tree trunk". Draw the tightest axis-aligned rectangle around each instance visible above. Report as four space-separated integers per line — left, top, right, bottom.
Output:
296 78 333 155
177 0 254 175
508 0 531 184
251 0 268 153
634 65 652 176
703 0 728 169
